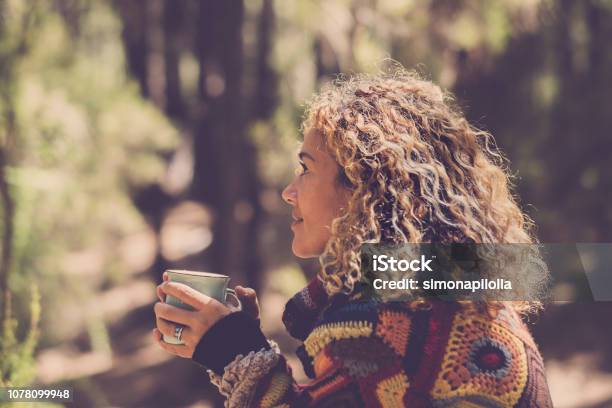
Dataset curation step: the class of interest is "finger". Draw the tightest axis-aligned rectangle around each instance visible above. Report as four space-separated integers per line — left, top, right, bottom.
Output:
156 284 166 303
155 319 199 347
182 329 200 348
236 285 257 299
154 302 194 325
235 286 259 319
155 336 192 358
160 282 212 311
156 316 183 338
157 272 169 302
152 328 162 342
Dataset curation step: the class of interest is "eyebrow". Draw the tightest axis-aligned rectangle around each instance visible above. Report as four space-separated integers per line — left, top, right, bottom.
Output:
298 151 316 162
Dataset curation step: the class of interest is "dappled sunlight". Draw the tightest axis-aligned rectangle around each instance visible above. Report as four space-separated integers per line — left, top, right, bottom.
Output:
118 227 158 275
37 348 113 384
160 201 213 261
1 0 610 406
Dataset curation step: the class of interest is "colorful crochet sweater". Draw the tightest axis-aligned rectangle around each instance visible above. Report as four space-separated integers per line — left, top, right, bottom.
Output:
193 278 553 407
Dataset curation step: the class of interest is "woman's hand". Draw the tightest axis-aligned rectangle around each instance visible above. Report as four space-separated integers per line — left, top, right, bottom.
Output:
234 285 260 320
153 276 231 358
153 272 261 358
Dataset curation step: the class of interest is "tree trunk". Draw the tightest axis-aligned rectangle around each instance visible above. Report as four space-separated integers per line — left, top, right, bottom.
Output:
114 0 151 98
163 0 185 120
192 0 259 288
253 0 277 120
0 148 14 328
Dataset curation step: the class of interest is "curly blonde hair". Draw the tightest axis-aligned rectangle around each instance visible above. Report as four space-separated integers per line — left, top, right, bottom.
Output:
303 68 544 314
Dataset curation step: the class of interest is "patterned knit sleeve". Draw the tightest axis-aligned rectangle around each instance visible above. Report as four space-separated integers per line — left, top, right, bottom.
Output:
204 300 426 407
188 304 305 405
192 299 417 407
193 317 364 407
205 339 290 407
192 270 459 408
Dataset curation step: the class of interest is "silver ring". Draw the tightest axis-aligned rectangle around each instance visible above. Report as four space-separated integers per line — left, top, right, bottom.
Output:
174 325 184 342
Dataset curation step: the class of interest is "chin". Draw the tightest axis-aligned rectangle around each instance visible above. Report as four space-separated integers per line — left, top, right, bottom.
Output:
291 240 322 259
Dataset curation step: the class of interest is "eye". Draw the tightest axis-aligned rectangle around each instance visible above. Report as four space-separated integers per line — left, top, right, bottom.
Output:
298 161 309 175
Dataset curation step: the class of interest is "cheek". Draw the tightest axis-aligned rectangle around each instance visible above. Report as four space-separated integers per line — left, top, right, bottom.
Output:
303 200 341 245
292 196 335 257
303 193 333 226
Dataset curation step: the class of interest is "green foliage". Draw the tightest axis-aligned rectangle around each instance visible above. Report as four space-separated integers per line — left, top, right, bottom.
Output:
0 284 39 387
0 0 178 387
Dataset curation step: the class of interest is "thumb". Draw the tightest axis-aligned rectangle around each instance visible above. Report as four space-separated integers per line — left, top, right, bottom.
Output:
235 286 260 320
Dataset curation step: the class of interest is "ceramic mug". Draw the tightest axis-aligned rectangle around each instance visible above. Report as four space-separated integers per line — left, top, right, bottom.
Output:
162 270 241 345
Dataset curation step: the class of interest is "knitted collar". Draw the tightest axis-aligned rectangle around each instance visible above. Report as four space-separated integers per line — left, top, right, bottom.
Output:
281 277 330 341
281 276 369 341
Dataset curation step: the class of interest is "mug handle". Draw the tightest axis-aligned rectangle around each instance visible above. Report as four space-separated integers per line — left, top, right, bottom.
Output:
225 288 242 311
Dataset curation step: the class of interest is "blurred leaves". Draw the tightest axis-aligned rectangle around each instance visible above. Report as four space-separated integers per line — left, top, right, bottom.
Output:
1 0 178 379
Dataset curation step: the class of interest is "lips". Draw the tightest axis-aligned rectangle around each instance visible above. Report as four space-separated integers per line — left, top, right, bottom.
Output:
291 213 303 227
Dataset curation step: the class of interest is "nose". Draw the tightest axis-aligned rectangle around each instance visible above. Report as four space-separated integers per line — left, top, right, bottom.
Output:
282 180 297 206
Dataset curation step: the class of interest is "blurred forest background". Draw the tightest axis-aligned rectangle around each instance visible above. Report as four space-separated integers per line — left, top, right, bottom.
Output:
1 0 611 407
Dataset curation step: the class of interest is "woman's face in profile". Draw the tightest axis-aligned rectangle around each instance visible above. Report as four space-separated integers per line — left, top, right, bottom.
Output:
282 129 350 258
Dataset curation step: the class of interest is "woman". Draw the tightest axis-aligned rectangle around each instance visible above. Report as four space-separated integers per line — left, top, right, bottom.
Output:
153 69 553 407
